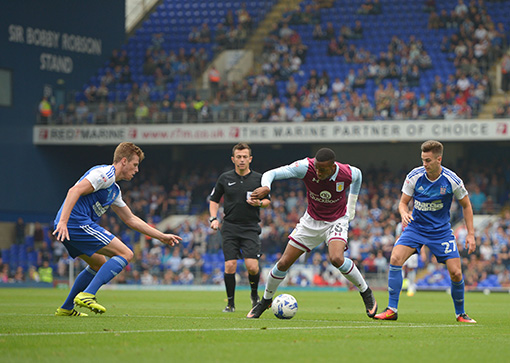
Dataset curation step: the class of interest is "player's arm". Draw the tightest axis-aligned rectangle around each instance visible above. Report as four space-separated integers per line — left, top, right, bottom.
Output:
112 204 181 247
457 195 476 254
347 166 362 221
208 179 224 231
251 159 308 199
53 178 95 242
247 195 271 208
209 200 220 231
398 193 414 227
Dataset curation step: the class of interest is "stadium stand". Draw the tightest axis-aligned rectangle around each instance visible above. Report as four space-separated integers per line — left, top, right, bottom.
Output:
36 0 510 124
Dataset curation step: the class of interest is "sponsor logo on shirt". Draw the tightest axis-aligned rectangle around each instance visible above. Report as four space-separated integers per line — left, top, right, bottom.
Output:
320 191 332 200
309 191 340 204
93 201 109 217
414 200 443 212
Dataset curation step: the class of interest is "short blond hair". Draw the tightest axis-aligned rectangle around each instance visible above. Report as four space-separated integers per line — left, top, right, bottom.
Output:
113 142 145 163
421 140 443 157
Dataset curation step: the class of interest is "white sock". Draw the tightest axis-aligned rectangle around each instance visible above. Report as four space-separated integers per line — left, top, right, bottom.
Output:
407 269 417 291
263 265 287 300
339 258 368 292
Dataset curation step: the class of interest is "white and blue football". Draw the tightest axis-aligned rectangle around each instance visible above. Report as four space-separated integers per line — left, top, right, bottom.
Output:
272 294 298 319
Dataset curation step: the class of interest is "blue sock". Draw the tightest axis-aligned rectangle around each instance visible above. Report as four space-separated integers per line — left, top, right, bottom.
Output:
388 265 403 310
61 266 96 310
84 256 127 295
451 279 465 315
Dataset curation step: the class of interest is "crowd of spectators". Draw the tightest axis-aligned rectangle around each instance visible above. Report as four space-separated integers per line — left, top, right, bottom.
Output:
2 157 510 289
36 0 510 125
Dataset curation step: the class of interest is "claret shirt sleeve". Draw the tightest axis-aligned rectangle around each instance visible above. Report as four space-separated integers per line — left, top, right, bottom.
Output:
261 158 309 189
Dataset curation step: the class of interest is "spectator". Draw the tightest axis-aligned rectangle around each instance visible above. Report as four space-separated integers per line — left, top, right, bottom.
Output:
38 97 52 124
15 217 25 245
38 260 53 284
75 101 90 124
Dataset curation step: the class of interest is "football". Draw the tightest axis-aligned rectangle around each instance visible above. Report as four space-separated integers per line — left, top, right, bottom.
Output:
271 294 298 319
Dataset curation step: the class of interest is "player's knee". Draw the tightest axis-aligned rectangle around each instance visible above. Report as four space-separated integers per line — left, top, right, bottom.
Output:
330 256 344 268
276 260 291 271
389 254 404 266
246 264 259 275
224 260 237 273
121 248 134 262
449 269 463 282
88 262 103 272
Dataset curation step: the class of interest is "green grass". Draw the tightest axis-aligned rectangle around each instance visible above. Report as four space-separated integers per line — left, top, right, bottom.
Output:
0 288 509 363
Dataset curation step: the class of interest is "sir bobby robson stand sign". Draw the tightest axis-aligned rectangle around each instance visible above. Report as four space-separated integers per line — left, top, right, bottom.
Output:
33 120 510 145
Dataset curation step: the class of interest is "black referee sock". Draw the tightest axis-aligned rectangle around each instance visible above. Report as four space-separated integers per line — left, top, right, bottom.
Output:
249 271 260 297
224 273 236 307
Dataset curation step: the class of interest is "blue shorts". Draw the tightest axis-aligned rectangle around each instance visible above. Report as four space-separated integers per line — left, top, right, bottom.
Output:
59 223 115 258
395 227 459 264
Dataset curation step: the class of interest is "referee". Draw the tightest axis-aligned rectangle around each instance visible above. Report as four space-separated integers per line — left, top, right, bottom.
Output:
209 143 270 312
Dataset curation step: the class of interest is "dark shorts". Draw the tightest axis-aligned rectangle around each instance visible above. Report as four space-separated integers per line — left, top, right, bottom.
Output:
57 223 115 258
220 221 261 261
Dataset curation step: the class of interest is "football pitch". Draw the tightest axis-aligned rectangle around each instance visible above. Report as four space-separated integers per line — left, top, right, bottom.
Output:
1 288 509 363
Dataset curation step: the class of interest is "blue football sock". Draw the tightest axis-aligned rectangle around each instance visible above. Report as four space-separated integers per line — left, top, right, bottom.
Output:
61 266 96 310
84 256 127 295
451 279 465 315
388 265 403 310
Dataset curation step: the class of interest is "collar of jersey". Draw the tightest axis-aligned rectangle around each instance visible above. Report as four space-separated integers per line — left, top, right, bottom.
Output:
328 164 340 181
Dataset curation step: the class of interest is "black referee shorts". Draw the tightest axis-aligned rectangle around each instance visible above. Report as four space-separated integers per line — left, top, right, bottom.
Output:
220 221 261 261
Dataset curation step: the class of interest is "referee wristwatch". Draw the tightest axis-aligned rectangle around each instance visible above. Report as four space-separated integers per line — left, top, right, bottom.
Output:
209 216 217 223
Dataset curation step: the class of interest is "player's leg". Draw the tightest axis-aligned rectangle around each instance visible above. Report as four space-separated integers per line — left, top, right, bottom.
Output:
328 239 377 317
445 257 476 323
245 258 260 307
83 237 132 294
241 230 262 307
404 253 419 296
221 228 241 312
267 243 304 297
56 254 106 316
374 244 416 320
74 237 132 314
247 244 304 318
223 259 238 312
328 239 368 290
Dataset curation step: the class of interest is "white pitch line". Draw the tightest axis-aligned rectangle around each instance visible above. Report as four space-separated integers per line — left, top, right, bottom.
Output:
0 324 474 337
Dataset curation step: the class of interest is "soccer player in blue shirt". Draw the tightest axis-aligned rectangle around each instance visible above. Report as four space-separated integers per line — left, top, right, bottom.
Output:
374 140 477 323
53 142 181 316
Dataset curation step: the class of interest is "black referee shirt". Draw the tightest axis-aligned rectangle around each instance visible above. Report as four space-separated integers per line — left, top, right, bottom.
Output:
210 170 264 225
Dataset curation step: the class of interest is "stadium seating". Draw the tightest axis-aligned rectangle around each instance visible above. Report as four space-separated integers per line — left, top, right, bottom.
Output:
82 0 277 103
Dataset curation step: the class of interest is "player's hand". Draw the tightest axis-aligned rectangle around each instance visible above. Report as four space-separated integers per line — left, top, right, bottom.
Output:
465 234 476 254
53 221 69 242
159 234 182 247
247 198 263 208
210 219 219 231
401 211 414 227
251 186 270 199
